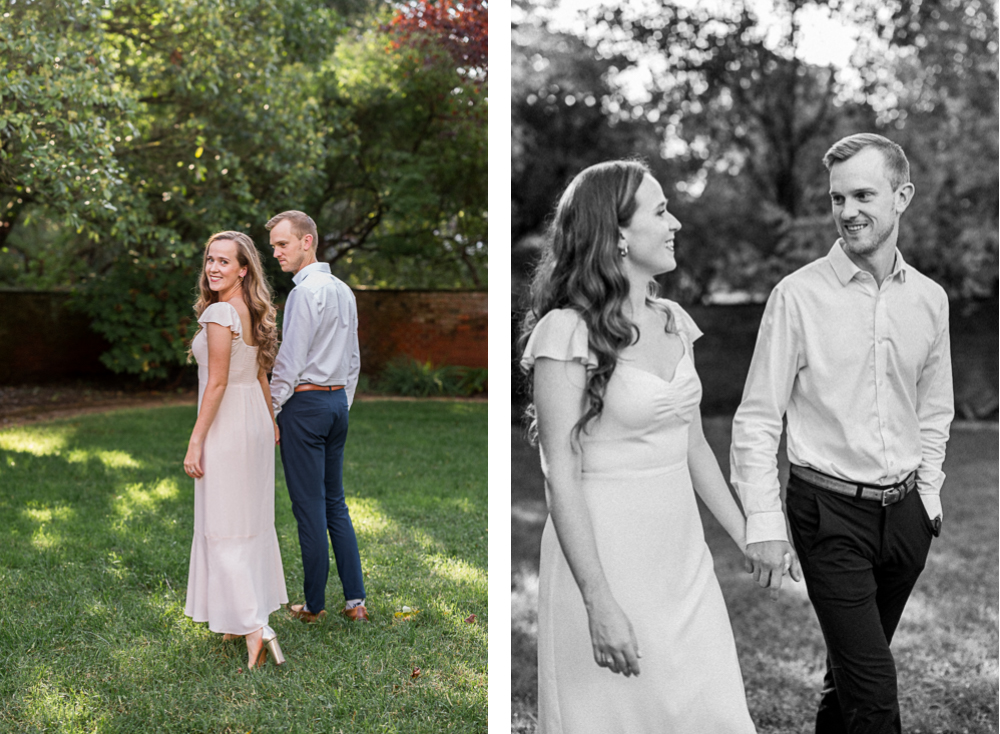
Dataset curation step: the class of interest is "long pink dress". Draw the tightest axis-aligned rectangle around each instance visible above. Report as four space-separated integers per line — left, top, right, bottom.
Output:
184 301 288 634
521 301 756 734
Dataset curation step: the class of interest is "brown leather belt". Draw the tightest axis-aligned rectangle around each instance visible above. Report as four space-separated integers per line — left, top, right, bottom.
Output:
294 383 344 393
790 465 916 507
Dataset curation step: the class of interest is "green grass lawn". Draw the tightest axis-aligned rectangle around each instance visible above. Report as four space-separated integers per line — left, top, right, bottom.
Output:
0 400 486 733
512 420 998 734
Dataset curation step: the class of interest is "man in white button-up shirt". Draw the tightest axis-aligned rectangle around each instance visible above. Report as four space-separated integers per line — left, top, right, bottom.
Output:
267 210 368 623
731 134 953 733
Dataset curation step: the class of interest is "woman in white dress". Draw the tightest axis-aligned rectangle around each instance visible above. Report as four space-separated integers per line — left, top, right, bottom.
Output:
183 231 289 669
520 161 796 732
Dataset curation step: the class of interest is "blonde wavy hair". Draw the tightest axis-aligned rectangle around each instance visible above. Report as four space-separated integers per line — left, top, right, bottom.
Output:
190 231 278 371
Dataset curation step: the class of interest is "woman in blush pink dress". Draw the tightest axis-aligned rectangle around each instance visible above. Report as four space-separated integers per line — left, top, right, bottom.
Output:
183 231 288 670
519 161 794 732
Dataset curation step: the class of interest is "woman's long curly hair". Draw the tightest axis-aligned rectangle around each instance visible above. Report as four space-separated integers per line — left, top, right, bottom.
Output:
519 160 675 445
190 231 278 371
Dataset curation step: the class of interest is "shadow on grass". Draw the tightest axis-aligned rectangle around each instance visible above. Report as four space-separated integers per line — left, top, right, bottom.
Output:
0 402 487 734
510 420 999 734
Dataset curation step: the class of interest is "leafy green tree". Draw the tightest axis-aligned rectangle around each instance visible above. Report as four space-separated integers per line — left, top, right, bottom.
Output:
318 0 488 288
511 13 663 243
1 0 488 382
516 0 997 300
849 0 999 299
1 0 136 251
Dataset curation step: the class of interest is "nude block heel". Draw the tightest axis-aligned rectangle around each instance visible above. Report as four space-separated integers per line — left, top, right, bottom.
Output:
262 625 285 666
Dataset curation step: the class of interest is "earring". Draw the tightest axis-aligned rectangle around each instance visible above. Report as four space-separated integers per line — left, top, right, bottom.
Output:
618 244 628 258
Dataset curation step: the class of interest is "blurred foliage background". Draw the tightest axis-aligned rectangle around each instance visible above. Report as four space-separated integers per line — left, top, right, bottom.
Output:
1 0 487 381
511 0 997 306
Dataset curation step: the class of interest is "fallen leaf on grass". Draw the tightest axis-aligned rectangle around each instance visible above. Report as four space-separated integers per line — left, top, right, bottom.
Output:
411 667 421 679
465 614 476 623
394 606 420 620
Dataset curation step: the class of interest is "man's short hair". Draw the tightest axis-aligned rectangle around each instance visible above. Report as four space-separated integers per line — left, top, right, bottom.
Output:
822 133 910 191
265 210 319 244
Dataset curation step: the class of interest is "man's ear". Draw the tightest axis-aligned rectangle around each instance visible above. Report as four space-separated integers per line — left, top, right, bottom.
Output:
302 233 313 251
894 182 915 215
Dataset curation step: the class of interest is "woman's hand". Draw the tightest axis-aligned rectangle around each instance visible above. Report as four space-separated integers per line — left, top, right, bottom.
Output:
183 439 204 478
587 596 642 677
273 421 280 446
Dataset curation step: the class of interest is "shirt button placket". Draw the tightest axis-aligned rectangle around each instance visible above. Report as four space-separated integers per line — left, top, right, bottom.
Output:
873 291 891 473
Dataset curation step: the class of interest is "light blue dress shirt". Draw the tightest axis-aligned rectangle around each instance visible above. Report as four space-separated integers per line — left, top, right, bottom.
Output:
270 262 361 416
731 241 954 544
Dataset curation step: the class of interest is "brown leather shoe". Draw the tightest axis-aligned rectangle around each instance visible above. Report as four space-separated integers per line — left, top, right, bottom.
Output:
342 604 369 622
288 603 327 623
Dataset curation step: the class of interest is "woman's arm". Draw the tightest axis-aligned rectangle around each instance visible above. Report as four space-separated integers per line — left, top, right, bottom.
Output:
183 323 233 478
687 408 749 552
258 365 280 445
535 357 641 677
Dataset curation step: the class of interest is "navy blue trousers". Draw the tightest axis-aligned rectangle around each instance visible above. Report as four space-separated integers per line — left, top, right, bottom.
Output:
277 389 365 613
787 472 935 734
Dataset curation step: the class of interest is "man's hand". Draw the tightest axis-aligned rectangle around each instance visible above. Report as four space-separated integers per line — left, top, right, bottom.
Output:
745 540 802 600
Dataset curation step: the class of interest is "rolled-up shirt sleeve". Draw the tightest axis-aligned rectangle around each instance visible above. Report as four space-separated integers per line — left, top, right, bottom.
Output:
270 287 318 417
913 294 953 520
730 286 803 545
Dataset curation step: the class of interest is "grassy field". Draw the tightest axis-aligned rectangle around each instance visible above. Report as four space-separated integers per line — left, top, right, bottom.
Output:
0 400 486 733
511 420 998 734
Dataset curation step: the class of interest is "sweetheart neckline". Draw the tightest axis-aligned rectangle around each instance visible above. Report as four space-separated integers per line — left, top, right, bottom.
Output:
618 339 688 385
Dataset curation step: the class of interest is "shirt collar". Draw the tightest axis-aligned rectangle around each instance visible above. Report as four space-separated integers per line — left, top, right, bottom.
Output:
828 239 908 286
292 260 330 286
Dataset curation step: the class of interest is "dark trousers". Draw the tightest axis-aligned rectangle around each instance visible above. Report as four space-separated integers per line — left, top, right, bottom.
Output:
277 389 365 613
786 472 935 734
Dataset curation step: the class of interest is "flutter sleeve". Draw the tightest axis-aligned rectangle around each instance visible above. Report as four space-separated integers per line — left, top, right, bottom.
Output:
197 301 241 334
520 309 597 371
666 301 703 348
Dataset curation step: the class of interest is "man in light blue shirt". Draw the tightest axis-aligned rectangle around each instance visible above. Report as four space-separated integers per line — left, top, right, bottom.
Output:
732 134 953 732
268 210 367 623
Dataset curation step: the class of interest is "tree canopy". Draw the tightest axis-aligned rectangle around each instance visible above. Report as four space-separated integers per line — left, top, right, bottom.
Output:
1 0 487 381
512 0 997 303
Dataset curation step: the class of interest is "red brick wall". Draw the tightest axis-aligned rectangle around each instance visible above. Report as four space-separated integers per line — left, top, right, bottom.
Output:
0 289 488 384
0 290 112 384
354 289 488 372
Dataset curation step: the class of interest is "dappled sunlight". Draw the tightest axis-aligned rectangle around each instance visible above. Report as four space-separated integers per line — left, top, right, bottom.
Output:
512 500 548 526
23 505 76 524
444 402 487 417
512 566 539 638
66 448 144 469
441 495 479 514
23 677 94 731
31 523 63 551
757 654 825 688
409 526 447 554
422 553 486 589
112 479 180 524
894 592 943 632
347 497 393 537
0 429 68 456
22 504 75 552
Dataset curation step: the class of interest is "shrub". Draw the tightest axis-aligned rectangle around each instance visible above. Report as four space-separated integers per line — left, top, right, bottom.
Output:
375 357 486 397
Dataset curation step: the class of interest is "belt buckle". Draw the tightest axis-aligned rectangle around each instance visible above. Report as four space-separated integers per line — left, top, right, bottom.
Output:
881 487 901 506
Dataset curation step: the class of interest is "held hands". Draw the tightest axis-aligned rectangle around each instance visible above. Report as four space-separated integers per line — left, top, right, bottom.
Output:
586 596 642 677
183 439 204 478
745 540 802 600
274 421 280 446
